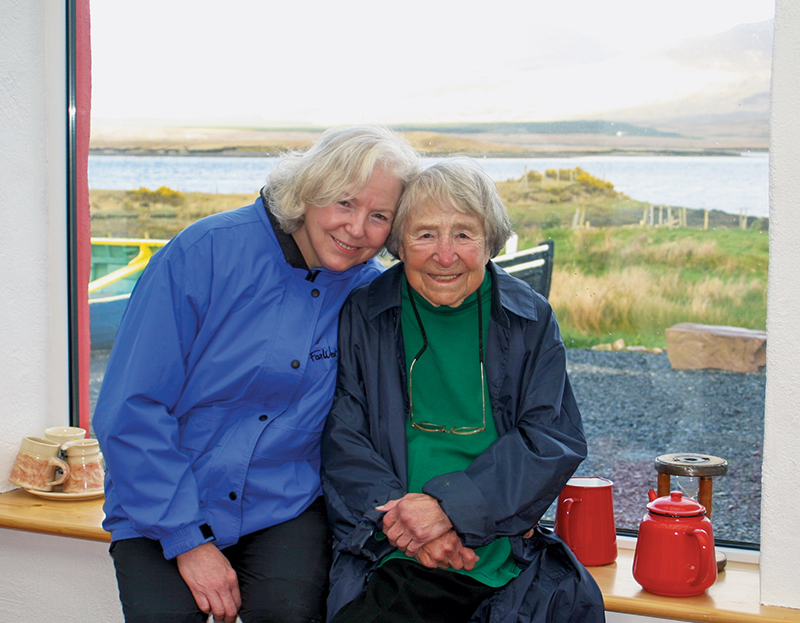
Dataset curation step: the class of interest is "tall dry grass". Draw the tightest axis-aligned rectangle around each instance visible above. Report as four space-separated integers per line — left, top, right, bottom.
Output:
549 265 766 346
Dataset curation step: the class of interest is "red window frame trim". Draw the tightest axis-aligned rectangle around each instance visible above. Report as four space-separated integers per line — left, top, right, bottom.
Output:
67 0 92 430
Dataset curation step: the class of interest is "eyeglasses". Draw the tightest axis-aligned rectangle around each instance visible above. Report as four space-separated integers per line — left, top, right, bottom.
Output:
409 356 486 435
406 279 486 435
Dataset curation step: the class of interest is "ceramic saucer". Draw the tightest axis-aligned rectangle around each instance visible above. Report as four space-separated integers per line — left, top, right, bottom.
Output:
24 488 104 501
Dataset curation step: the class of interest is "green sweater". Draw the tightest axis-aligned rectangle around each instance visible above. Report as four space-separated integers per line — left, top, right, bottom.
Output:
381 272 519 587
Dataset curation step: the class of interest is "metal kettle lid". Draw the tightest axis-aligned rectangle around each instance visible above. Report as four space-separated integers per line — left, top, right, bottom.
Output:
647 491 707 517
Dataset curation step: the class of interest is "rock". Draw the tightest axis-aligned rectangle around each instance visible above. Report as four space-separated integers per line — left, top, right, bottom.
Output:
664 323 766 373
612 338 627 351
591 343 613 351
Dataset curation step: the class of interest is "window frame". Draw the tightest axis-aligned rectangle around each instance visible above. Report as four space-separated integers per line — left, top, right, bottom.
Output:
72 0 777 555
67 0 80 427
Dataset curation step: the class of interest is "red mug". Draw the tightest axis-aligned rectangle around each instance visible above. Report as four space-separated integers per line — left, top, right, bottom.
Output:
555 476 617 566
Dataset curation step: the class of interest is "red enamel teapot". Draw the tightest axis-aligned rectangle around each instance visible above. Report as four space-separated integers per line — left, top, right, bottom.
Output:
632 490 717 597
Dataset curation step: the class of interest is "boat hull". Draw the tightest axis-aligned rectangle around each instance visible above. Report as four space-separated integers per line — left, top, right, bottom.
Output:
89 294 130 350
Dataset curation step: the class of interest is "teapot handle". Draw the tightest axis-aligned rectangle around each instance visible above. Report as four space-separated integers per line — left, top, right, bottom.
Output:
687 527 715 587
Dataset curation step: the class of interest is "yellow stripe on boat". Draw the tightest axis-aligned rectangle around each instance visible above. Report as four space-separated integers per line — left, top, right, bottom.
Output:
88 238 168 294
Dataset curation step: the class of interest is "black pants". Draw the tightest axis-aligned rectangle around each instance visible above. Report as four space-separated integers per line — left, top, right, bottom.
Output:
110 497 331 623
331 559 498 623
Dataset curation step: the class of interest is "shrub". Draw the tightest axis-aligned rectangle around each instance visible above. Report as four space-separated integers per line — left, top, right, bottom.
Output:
126 186 185 207
525 169 543 182
575 167 615 192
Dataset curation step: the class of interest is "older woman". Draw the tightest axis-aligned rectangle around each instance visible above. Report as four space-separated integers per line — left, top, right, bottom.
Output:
93 126 418 623
321 160 604 623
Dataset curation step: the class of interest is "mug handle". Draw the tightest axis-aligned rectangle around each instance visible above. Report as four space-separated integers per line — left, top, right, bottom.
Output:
688 527 715 587
47 457 70 487
559 497 577 547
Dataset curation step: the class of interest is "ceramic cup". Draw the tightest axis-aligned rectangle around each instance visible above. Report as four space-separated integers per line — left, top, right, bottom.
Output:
555 476 618 566
8 436 70 491
61 438 105 494
45 426 86 448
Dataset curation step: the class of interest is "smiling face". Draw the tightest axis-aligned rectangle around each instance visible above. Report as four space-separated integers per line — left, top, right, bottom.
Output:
292 166 403 272
398 203 491 308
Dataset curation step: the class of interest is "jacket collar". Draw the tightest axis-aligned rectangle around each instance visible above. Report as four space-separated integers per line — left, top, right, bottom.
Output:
260 186 321 281
366 261 539 325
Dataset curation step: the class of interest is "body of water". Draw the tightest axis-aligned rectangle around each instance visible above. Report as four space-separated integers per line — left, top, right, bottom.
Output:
89 152 770 218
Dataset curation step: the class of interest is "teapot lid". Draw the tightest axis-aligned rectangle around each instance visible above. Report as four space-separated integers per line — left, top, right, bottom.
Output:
647 491 707 517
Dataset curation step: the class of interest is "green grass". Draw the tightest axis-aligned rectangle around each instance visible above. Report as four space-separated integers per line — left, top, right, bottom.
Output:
513 227 768 349
491 169 768 348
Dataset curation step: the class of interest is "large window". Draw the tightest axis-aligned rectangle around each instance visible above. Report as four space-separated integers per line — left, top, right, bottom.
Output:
84 0 773 547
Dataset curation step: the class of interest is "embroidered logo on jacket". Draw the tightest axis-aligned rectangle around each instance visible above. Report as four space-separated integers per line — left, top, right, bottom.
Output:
309 346 338 362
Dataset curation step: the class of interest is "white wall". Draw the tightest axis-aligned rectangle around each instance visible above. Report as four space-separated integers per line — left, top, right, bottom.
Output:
0 0 71 491
760 0 800 610
0 529 122 621
0 0 798 620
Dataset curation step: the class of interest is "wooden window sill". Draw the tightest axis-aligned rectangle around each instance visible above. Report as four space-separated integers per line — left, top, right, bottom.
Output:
1 489 799 622
589 545 800 623
0 488 109 542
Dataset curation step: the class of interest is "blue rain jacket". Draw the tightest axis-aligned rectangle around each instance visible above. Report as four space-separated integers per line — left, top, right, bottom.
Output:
93 196 383 560
321 262 605 622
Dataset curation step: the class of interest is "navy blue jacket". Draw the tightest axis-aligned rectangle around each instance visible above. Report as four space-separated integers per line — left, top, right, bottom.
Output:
321 262 605 622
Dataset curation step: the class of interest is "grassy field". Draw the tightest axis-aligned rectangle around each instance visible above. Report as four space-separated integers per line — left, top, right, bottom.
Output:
90 170 768 349
536 227 767 348
494 170 768 348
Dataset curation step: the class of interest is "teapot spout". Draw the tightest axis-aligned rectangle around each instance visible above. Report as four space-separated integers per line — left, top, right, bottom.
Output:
648 489 658 502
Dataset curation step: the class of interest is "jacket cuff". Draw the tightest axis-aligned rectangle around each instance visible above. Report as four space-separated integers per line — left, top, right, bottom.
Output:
340 516 394 561
423 472 497 548
160 522 216 560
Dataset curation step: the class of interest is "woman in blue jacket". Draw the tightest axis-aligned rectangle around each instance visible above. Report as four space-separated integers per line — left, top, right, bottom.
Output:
321 160 604 623
93 126 419 623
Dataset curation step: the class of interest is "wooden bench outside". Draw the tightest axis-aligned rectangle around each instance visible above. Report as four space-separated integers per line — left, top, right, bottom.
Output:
665 323 766 373
495 240 554 299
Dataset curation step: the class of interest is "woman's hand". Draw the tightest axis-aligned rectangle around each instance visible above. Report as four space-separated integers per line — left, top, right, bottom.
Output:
377 492 453 556
176 542 241 623
414 530 479 571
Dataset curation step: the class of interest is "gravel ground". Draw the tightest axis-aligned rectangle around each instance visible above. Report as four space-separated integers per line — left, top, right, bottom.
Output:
558 349 765 546
90 348 765 546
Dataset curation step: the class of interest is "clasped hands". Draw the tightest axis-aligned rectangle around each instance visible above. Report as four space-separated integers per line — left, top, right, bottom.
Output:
377 492 478 571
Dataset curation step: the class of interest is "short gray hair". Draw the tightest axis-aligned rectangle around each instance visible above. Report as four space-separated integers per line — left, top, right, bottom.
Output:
266 125 419 233
386 159 513 258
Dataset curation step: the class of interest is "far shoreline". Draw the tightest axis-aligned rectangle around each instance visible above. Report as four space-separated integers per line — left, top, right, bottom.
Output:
90 147 767 159
88 125 769 159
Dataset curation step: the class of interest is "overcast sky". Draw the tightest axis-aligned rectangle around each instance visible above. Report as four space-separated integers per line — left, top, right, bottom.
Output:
90 0 776 126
